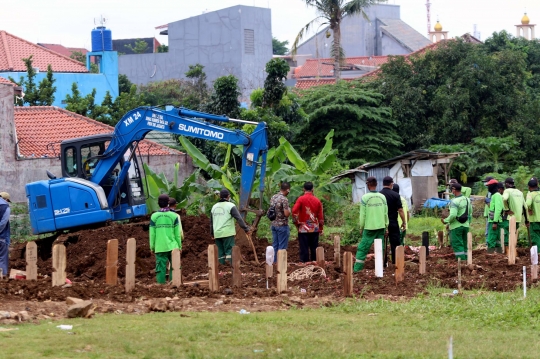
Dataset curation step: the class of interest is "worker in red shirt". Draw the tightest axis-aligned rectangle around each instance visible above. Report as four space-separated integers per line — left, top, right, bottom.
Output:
292 182 324 263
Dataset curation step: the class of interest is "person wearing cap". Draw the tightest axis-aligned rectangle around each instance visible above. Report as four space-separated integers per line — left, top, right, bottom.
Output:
482 176 495 241
0 192 11 278
210 189 251 265
501 177 528 246
441 183 472 260
448 179 471 198
486 179 504 250
379 176 406 264
149 194 182 284
354 177 388 272
526 178 540 247
293 181 324 263
392 184 409 245
269 182 291 262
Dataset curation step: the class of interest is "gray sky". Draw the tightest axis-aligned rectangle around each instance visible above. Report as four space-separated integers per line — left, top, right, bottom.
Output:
0 0 538 49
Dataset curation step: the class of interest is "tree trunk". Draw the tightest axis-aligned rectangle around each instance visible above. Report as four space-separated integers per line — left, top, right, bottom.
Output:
333 24 341 80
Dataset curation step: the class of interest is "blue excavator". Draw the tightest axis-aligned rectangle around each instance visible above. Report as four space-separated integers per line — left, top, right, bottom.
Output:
25 107 269 235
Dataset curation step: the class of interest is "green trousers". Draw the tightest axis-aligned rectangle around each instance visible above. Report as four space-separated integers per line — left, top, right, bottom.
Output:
450 226 468 260
530 222 540 248
216 235 235 265
354 228 385 272
500 220 520 246
155 251 173 284
487 223 502 249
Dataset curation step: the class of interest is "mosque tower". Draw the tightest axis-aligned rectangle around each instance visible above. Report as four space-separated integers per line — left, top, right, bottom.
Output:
429 20 448 43
516 13 535 40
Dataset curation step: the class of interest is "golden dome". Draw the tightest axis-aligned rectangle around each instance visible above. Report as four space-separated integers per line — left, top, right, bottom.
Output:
522 13 530 25
434 21 443 31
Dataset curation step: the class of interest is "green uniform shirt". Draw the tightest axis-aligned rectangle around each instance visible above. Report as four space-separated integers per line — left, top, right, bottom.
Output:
149 211 182 253
489 192 504 223
444 194 472 230
398 196 408 230
359 191 389 231
211 201 237 238
526 190 540 223
502 188 527 223
462 186 472 198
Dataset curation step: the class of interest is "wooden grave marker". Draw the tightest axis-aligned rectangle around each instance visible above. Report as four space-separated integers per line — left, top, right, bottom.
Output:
467 232 473 265
509 217 517 265
208 244 219 292
171 248 182 287
25 241 38 281
106 239 118 285
419 246 426 275
343 252 353 297
232 246 242 287
52 244 66 287
125 238 136 292
277 250 287 293
422 232 430 256
395 245 405 283
334 235 341 268
531 246 538 281
374 238 383 278
438 231 444 248
316 247 325 268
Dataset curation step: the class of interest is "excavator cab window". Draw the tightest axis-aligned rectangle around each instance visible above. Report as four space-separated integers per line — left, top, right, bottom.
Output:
81 142 108 179
63 147 78 177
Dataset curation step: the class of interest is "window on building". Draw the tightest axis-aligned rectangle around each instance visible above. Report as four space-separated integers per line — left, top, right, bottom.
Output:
244 29 255 54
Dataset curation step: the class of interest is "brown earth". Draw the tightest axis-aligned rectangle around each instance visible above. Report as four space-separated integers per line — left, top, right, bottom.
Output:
1 214 536 318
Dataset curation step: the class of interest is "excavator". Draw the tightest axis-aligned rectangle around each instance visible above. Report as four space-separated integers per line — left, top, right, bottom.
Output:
25 106 269 235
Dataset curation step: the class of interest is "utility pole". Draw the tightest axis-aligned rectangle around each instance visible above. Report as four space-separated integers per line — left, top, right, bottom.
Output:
426 0 432 36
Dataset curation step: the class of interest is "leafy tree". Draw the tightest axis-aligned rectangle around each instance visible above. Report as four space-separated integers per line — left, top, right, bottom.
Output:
65 84 108 119
299 80 399 166
107 84 145 125
124 39 149 54
272 37 289 55
185 64 208 101
292 0 383 80
139 78 207 109
10 56 56 105
262 58 290 108
118 74 133 95
37 65 56 105
157 44 169 53
205 75 241 118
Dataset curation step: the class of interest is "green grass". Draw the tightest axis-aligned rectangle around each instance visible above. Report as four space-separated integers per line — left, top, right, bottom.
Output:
3 288 540 358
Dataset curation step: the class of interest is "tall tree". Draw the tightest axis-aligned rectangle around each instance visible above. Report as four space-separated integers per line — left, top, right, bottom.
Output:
272 37 289 55
125 39 149 54
37 65 56 106
262 58 290 108
205 75 241 118
10 56 56 106
292 0 383 80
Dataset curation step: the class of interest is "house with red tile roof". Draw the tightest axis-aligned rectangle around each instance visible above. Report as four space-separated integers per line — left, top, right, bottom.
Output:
37 44 89 59
0 83 193 202
0 30 118 108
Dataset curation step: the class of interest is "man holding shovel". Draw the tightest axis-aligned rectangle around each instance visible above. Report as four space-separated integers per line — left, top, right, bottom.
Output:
354 177 388 272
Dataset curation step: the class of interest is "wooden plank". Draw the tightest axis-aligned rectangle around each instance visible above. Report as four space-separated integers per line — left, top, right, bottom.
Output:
334 235 341 268
25 241 38 281
532 264 538 281
51 244 66 287
171 248 182 287
106 239 118 285
266 264 273 278
316 247 325 268
277 250 287 294
232 246 242 288
125 238 136 293
531 246 538 281
208 244 219 292
467 232 473 265
500 228 505 254
508 217 517 265
343 252 353 297
419 246 426 275
395 246 404 283
374 238 383 277
437 231 444 248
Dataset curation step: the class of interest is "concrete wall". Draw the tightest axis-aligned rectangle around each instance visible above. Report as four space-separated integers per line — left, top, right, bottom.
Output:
119 5 272 98
0 84 193 203
0 51 119 108
294 4 404 58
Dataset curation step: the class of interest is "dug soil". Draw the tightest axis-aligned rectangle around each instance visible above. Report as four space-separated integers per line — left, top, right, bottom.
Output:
2 214 536 307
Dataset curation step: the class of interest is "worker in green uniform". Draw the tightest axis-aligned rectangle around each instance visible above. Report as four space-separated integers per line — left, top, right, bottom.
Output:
502 177 528 246
210 189 251 265
442 183 472 260
526 178 540 248
486 179 504 251
393 184 409 245
354 177 389 272
448 179 471 198
482 176 494 243
149 194 182 284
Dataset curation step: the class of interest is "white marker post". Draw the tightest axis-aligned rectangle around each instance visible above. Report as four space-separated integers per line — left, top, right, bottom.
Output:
374 238 383 278
531 246 538 281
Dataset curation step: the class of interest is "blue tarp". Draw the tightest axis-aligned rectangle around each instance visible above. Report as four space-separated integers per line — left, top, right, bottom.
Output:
423 197 450 209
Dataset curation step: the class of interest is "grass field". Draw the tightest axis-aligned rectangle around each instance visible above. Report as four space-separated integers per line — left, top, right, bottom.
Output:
2 287 540 358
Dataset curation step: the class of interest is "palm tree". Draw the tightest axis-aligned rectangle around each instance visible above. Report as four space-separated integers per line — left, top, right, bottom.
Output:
291 0 384 80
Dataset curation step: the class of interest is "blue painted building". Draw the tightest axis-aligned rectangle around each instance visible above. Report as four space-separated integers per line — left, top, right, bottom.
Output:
0 30 118 107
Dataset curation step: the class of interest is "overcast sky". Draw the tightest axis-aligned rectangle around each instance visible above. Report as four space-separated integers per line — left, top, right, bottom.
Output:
0 0 538 49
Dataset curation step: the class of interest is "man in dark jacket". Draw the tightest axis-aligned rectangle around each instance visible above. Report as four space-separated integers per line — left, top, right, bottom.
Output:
379 177 406 264
0 192 11 278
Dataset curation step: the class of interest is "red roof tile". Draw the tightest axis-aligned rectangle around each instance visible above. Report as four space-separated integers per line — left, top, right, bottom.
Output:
0 76 16 86
294 56 388 79
295 78 355 90
38 44 89 58
0 31 88 73
13 107 181 158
